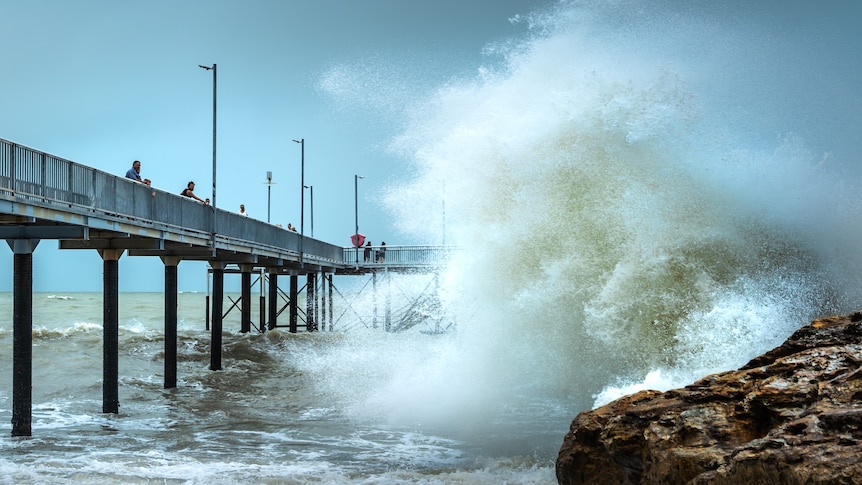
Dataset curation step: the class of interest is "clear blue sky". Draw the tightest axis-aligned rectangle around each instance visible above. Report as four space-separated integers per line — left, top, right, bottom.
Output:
0 0 550 292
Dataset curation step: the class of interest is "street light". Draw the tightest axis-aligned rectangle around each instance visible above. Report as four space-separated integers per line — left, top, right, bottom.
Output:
354 174 364 263
199 63 217 252
292 139 304 264
304 184 314 237
264 171 275 223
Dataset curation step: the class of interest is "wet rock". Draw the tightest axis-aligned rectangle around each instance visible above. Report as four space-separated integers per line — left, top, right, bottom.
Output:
556 312 862 485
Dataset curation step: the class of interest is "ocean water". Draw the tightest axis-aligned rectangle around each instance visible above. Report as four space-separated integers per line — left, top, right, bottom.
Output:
0 290 556 484
4 1 862 483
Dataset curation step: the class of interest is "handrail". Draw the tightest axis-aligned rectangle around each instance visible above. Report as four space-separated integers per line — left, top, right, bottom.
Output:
0 138 343 265
342 245 455 267
0 137 452 270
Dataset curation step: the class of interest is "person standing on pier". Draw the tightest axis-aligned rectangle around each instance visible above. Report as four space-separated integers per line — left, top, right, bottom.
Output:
376 242 386 263
125 160 143 182
181 181 208 205
364 241 373 262
239 204 249 216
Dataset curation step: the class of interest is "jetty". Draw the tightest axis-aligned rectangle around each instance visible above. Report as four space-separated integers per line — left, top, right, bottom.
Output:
0 138 451 436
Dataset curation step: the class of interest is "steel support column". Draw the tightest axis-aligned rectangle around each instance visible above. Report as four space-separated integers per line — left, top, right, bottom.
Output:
210 262 224 370
385 269 391 332
259 269 265 333
289 273 298 333
99 249 123 414
240 264 252 333
10 239 38 437
162 256 180 389
372 271 378 329
321 273 327 331
307 272 316 332
327 274 333 331
268 270 278 330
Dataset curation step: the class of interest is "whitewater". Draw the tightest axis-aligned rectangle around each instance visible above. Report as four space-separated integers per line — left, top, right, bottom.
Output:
2 1 862 483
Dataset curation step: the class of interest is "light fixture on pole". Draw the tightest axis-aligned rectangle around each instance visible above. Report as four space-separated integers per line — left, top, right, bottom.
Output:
199 63 217 253
354 174 364 263
264 171 275 223
303 184 314 238
292 139 305 264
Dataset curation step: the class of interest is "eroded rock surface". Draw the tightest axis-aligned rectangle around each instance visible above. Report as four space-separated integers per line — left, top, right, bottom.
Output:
557 312 862 485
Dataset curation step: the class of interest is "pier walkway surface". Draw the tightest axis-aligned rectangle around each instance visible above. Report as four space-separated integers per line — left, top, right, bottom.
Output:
0 137 452 436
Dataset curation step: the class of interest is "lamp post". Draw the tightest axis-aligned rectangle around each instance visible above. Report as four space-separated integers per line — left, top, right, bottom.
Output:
198 63 217 252
304 184 314 237
292 139 304 264
265 171 275 223
354 174 364 263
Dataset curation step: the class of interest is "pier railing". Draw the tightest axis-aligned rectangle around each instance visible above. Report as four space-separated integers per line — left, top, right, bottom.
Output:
0 138 343 265
342 245 455 269
0 138 453 271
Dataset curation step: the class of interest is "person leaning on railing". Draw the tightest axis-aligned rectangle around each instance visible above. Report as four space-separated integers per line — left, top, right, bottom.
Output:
125 160 154 196
181 181 209 205
126 160 144 182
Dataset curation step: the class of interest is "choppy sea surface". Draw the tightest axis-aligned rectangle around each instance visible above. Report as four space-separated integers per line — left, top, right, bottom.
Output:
0 291 558 484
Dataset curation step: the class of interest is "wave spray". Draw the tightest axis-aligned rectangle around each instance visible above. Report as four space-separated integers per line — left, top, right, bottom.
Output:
314 0 862 454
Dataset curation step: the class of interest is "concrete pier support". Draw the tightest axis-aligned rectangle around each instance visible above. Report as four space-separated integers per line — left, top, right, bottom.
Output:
210 262 224 371
99 248 123 414
10 239 38 437
267 269 278 330
162 256 180 389
240 264 252 333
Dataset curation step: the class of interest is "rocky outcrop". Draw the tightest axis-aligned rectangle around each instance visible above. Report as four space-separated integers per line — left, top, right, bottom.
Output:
556 312 862 485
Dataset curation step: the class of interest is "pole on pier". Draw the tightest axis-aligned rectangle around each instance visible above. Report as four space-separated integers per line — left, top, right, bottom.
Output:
162 256 180 389
210 262 224 371
10 239 38 437
99 249 123 414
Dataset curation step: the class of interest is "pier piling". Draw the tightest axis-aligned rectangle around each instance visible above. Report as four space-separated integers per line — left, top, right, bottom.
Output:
100 249 121 414
163 257 179 389
268 270 278 330
210 262 224 371
241 264 252 333
11 241 36 437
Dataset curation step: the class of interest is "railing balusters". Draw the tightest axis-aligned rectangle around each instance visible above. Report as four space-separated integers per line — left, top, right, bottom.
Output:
341 245 454 268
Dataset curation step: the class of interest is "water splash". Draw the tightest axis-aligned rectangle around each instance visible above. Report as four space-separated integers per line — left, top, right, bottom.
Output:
316 0 862 435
